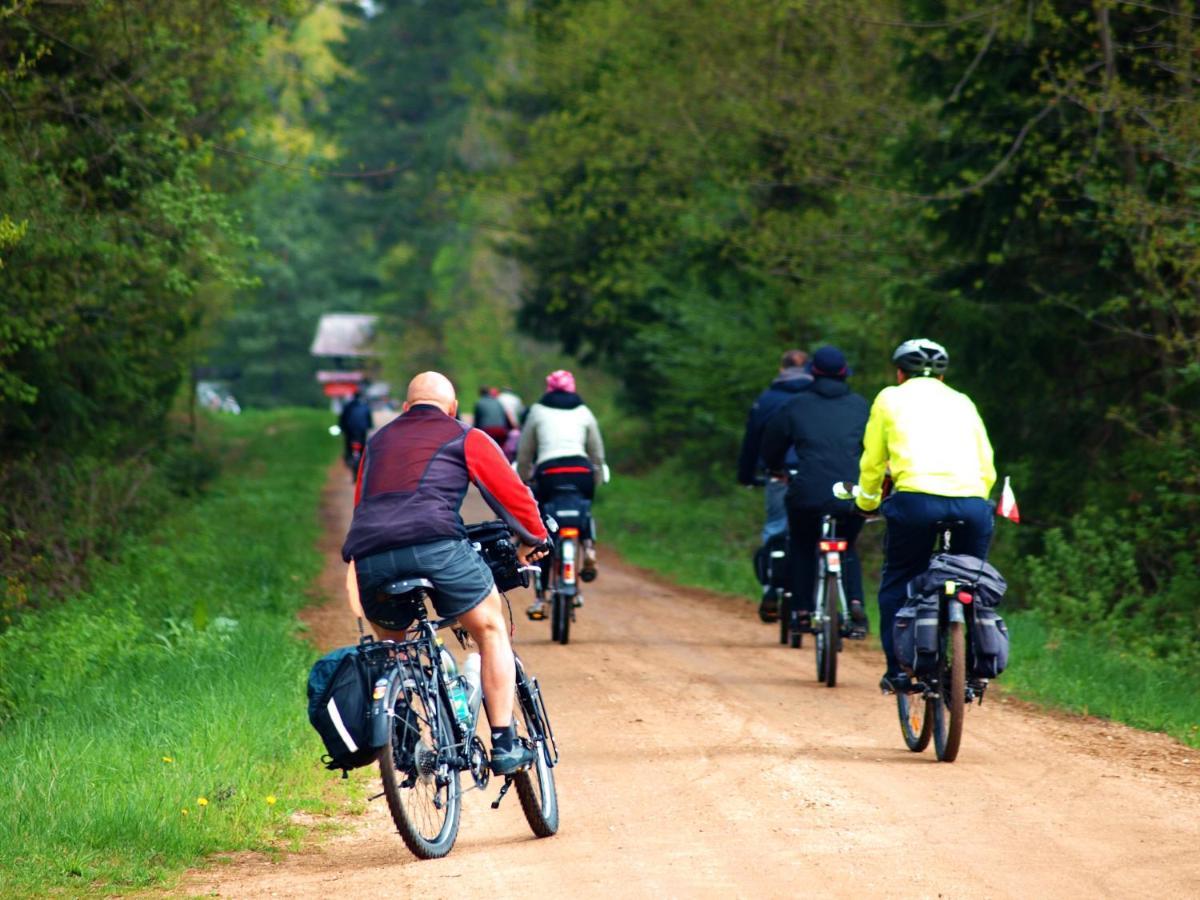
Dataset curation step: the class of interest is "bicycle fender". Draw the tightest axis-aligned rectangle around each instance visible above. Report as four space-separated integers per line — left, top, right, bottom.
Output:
370 668 407 749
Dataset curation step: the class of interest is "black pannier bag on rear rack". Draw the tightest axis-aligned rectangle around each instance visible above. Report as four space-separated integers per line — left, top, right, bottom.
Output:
892 595 941 676
903 553 1011 680
307 645 382 775
753 532 789 593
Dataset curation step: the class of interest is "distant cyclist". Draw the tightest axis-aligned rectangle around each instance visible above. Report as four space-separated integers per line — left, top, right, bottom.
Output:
736 349 812 544
517 369 606 614
473 386 514 446
338 390 373 468
853 339 996 694
761 346 869 635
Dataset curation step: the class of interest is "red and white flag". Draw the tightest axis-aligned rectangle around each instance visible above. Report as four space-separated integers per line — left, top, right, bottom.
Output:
997 475 1020 523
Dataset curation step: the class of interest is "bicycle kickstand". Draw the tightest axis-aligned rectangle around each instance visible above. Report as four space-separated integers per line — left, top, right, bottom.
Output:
490 775 515 810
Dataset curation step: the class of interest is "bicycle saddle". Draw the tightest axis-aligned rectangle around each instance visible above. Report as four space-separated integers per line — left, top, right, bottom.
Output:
382 577 434 598
934 519 965 530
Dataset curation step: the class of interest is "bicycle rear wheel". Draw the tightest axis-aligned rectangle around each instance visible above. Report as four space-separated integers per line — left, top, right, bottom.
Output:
897 690 932 752
513 657 559 837
380 677 462 859
933 621 966 762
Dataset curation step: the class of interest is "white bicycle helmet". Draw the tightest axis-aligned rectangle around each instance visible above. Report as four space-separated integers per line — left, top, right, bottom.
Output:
892 338 949 376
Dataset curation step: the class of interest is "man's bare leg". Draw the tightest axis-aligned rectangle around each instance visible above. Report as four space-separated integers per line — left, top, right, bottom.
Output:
455 587 515 728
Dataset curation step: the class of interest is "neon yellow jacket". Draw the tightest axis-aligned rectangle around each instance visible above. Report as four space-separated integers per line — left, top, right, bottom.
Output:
857 377 995 511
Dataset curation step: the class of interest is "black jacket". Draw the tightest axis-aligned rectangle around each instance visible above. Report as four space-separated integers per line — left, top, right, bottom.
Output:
736 368 812 484
339 398 372 438
760 376 869 509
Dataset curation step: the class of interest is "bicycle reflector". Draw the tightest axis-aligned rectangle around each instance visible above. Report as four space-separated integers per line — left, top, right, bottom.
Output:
819 539 848 552
560 527 580 538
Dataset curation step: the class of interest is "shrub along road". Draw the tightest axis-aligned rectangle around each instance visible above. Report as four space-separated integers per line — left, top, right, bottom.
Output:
183 466 1200 898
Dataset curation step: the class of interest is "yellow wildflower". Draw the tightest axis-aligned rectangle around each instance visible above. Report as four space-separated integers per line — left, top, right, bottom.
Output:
181 808 189 816
197 797 208 807
265 795 277 806
162 756 174 763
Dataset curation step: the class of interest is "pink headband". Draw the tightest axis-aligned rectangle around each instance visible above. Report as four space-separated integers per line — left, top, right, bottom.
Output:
546 369 576 393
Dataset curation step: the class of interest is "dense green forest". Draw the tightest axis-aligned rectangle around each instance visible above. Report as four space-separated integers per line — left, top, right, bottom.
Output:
2 0 1197 665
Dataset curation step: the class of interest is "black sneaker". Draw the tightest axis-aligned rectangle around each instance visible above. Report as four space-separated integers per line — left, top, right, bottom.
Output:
490 742 535 775
849 599 868 628
758 591 780 623
879 672 916 695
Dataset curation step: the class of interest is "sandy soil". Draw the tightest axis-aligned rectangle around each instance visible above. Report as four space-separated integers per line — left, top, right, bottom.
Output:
181 463 1200 899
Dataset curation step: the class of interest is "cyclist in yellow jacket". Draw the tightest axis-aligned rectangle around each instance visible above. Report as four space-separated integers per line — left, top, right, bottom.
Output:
854 338 996 694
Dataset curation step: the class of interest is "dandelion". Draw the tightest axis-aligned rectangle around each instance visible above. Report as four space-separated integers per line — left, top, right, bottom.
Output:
162 756 174 763
265 795 277 806
181 808 189 816
197 797 208 807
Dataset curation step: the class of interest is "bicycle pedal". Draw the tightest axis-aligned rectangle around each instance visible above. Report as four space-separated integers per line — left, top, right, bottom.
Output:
490 775 515 810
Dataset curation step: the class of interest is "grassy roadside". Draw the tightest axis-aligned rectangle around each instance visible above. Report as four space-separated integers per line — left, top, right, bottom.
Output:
0 409 353 896
596 464 1200 750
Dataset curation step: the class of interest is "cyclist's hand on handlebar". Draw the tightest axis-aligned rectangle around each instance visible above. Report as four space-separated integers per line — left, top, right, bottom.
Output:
519 541 551 565
832 481 858 501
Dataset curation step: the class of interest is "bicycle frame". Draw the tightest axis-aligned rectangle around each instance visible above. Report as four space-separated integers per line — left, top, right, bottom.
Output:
811 515 850 633
364 608 475 782
908 525 987 705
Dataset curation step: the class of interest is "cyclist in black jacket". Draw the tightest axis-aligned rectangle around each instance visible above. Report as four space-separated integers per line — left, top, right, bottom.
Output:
761 346 869 633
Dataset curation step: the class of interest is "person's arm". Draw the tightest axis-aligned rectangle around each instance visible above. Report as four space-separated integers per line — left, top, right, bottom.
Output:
759 406 790 474
736 405 761 485
973 402 997 497
857 394 889 512
465 429 548 545
583 407 606 469
516 407 537 481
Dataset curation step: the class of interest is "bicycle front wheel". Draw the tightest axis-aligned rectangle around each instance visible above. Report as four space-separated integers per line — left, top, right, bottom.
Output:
897 690 932 752
551 589 571 644
380 679 462 859
513 658 559 837
821 570 838 687
933 621 966 762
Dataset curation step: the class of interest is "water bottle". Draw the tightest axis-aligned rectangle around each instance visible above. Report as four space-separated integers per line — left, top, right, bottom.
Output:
438 640 458 678
461 652 482 726
437 643 473 730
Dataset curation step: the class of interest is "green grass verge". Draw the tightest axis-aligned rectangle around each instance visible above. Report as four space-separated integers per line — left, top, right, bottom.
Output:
0 409 355 896
1002 611 1200 748
598 463 1199 749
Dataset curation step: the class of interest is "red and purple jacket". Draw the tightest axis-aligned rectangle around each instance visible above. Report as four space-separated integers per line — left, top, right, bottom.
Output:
341 403 548 562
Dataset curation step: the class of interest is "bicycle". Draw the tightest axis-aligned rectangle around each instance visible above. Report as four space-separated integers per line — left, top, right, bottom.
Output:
810 514 870 687
890 519 998 762
358 535 559 859
531 485 592 645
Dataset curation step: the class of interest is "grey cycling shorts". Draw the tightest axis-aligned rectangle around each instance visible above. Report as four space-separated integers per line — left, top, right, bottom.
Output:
355 538 495 630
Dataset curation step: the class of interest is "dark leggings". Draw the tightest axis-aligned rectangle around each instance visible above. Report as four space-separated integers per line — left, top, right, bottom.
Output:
786 504 865 615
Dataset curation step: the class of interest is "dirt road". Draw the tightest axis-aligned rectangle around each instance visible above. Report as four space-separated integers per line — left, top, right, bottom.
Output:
184 464 1200 898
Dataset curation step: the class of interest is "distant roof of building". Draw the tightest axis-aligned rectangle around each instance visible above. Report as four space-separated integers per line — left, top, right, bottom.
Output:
310 313 378 357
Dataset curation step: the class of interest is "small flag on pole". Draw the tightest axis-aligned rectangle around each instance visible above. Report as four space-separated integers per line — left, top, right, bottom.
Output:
997 475 1020 523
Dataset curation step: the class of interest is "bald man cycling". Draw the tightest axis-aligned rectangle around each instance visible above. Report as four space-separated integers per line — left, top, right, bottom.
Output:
342 372 550 775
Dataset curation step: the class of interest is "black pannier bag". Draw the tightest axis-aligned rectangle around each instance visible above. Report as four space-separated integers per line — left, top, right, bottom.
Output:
307 645 382 774
466 519 528 592
909 553 1008 609
753 532 789 590
969 607 1010 678
892 605 918 673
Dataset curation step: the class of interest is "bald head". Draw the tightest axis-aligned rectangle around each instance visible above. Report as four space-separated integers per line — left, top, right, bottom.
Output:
404 371 457 416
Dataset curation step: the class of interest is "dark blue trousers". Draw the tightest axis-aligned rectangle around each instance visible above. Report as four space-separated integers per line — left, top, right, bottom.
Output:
878 492 994 676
